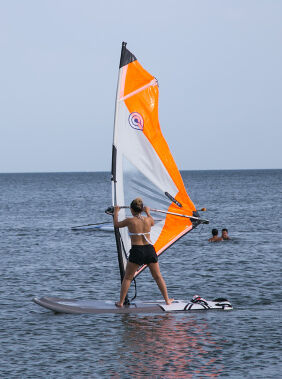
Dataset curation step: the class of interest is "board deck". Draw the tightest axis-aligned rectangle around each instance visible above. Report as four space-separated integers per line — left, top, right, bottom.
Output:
33 297 233 314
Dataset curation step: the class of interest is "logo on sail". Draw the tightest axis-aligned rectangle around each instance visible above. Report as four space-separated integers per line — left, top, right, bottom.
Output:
128 112 144 131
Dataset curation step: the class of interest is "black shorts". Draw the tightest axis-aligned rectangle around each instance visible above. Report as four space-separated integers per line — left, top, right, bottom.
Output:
128 244 158 266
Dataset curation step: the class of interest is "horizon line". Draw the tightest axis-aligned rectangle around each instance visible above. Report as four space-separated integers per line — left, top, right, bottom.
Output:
0 168 281 175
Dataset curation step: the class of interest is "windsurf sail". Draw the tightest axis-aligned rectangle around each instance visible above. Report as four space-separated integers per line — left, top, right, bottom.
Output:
111 42 204 281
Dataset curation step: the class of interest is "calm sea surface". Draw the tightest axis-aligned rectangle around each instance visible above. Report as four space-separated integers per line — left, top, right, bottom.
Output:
0 170 281 378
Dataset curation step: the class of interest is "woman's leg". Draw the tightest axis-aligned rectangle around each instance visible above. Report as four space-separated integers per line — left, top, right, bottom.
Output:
116 261 139 307
148 262 174 305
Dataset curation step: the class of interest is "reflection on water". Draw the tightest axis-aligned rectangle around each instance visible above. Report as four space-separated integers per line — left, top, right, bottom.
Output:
114 314 227 378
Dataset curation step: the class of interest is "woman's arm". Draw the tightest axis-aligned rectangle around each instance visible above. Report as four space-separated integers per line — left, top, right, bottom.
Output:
113 206 130 228
144 206 154 226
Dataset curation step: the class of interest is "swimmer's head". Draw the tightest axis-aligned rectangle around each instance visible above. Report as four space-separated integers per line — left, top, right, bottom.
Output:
222 228 229 238
212 228 218 236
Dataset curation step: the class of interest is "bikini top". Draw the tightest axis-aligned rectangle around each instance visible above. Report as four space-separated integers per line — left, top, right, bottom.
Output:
128 232 152 245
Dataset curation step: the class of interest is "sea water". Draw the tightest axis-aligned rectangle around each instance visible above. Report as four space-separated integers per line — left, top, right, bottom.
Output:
0 170 281 378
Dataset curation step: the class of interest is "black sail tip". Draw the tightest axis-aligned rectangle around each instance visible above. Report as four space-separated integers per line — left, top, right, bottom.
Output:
119 41 137 68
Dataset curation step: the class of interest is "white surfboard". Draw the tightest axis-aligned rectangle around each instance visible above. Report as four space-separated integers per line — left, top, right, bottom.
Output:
33 296 232 314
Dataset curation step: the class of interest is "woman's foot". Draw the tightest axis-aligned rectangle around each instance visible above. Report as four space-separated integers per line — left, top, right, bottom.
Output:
166 298 174 305
115 301 123 308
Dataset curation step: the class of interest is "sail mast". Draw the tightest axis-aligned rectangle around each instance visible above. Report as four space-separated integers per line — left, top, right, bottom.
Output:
112 42 137 283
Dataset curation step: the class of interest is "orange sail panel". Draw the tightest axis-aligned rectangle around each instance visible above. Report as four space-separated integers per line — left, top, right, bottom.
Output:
112 42 197 279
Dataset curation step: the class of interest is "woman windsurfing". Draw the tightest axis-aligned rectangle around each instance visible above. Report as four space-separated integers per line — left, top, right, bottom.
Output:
114 198 174 307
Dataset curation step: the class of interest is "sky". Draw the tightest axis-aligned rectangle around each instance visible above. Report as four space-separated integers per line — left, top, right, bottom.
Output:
0 0 281 173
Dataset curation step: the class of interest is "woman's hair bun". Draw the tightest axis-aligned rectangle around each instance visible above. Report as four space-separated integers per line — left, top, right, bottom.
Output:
130 198 143 213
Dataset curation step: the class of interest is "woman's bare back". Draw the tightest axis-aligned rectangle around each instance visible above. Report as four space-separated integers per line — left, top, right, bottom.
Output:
127 216 153 245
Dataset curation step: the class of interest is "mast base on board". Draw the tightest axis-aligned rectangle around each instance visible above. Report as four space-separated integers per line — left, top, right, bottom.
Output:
33 296 232 314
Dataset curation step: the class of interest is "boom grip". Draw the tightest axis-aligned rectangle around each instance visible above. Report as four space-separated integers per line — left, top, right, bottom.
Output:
105 206 114 215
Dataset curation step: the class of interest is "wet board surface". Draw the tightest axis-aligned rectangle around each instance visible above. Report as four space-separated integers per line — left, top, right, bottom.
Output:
33 297 233 314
